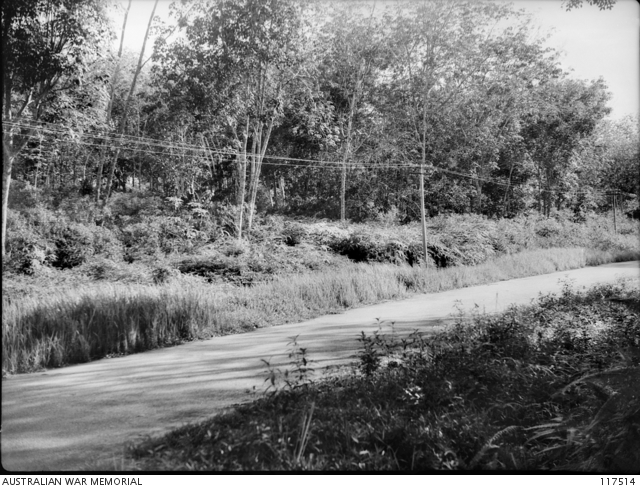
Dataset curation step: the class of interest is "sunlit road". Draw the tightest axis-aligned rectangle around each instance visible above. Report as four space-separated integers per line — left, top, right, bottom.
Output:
2 261 638 472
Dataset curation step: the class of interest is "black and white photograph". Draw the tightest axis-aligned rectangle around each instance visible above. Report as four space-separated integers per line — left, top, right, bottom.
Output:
2 0 639 476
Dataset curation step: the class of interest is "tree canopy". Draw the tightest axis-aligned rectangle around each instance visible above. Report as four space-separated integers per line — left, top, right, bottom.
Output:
2 0 636 255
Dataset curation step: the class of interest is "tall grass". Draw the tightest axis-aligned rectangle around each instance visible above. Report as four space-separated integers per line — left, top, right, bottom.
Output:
127 280 640 472
2 247 609 375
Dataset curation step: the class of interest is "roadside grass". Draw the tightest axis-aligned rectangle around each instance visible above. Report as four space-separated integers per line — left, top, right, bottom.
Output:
126 279 640 472
2 246 618 375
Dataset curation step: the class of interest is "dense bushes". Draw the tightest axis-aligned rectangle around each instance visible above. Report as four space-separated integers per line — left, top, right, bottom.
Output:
3 189 637 282
4 207 123 273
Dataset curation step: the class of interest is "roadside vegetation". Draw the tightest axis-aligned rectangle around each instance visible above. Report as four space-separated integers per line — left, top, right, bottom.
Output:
2 0 639 378
3 183 639 375
126 280 640 472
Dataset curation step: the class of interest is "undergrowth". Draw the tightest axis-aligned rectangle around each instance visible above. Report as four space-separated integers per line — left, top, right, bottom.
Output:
127 280 640 472
2 188 638 374
4 247 593 374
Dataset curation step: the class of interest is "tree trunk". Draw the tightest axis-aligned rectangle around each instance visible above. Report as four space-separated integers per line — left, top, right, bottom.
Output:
247 117 275 231
502 161 515 216
340 95 357 222
280 175 286 205
97 0 130 202
1 145 13 258
419 104 429 265
235 117 250 241
104 0 157 203
474 177 482 214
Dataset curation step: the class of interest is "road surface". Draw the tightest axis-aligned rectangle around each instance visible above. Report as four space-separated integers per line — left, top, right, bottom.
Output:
2 261 638 472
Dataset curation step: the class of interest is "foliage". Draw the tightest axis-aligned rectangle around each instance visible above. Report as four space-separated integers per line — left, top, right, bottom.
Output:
563 0 616 10
126 280 640 471
3 246 598 375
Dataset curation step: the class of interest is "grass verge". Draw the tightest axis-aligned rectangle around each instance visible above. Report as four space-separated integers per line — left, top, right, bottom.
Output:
2 247 636 375
127 279 640 472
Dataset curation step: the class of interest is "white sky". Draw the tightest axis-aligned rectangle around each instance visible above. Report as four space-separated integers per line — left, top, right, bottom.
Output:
113 0 639 120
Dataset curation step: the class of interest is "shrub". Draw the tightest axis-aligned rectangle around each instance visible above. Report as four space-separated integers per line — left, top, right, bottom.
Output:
220 240 247 257
51 223 95 269
282 223 307 246
176 257 250 285
108 192 164 219
330 233 444 267
121 220 162 260
151 265 179 285
55 195 103 225
92 226 124 260
7 180 41 211
83 258 120 280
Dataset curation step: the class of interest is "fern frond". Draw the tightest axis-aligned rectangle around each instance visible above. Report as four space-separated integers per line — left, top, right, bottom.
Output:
468 425 519 469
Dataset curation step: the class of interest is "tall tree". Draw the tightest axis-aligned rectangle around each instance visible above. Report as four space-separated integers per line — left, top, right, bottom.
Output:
1 0 110 257
384 0 530 261
153 0 305 239
316 2 390 221
95 0 131 203
103 0 158 202
520 78 611 216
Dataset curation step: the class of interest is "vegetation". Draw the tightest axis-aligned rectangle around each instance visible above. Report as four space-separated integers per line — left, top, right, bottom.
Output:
2 176 637 375
3 176 638 375
3 1 638 256
1 0 637 473
126 280 640 472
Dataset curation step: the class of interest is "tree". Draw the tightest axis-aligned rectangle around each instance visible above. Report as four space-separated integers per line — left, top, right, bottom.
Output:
1 0 110 257
314 2 390 222
573 116 640 213
383 0 537 261
94 0 131 203
103 0 159 203
563 0 617 11
520 78 611 216
153 0 305 239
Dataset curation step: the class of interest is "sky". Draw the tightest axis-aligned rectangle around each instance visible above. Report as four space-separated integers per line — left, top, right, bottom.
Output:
112 0 640 120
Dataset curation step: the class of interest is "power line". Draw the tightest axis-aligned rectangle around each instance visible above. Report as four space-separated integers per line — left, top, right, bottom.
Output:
4 120 637 200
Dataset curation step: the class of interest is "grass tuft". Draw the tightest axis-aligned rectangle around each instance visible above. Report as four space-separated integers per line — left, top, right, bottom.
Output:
126 279 640 472
3 247 602 374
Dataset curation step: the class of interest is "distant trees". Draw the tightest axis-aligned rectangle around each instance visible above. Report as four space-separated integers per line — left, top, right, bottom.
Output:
2 0 635 256
142 0 626 229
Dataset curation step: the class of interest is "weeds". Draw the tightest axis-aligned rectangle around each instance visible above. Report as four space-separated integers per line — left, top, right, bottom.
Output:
262 336 316 394
127 279 640 471
3 247 599 374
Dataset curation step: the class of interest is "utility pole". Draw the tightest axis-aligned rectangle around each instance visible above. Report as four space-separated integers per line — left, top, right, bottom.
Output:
612 191 618 234
607 190 618 233
420 103 429 265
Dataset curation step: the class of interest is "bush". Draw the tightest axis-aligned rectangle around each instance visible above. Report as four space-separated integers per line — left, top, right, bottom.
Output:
330 233 442 267
152 265 180 285
91 226 124 260
56 196 103 225
282 223 307 247
7 180 41 211
51 223 95 269
176 257 251 285
120 220 162 260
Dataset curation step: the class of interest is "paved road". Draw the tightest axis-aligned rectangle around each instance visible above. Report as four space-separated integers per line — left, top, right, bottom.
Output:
2 261 638 472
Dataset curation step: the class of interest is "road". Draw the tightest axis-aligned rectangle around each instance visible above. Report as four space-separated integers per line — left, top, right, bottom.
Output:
2 261 638 472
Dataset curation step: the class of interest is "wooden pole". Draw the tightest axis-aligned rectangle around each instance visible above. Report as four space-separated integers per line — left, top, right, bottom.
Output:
420 103 428 265
612 192 617 233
